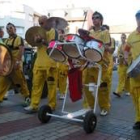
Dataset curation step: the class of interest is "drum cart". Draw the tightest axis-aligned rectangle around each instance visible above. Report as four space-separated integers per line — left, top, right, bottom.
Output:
38 41 102 134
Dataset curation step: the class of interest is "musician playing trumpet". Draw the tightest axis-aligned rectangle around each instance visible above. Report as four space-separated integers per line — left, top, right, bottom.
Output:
113 33 130 97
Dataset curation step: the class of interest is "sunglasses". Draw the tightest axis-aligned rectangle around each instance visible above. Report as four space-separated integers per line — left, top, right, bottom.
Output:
92 16 100 20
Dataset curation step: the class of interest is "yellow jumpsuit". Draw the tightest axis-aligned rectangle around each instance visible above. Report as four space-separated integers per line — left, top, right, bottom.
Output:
108 38 115 93
30 28 58 110
126 30 140 122
0 35 29 101
83 29 111 112
57 63 69 95
115 44 130 94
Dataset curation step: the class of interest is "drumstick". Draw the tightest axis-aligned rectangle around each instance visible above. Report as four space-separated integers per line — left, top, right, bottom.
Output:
82 11 88 29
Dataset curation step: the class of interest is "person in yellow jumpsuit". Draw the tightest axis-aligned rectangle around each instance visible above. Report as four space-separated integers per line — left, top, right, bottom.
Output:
124 10 140 129
113 33 130 97
57 29 69 100
102 25 115 96
57 63 68 99
24 16 58 113
81 11 111 116
0 23 30 106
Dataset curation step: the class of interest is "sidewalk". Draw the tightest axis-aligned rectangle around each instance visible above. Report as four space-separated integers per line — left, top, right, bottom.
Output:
0 72 139 140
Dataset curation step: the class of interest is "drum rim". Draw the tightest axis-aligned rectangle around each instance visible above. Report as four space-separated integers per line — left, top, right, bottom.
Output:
46 48 66 62
64 34 84 40
84 48 102 62
86 39 103 45
62 46 81 59
0 43 13 76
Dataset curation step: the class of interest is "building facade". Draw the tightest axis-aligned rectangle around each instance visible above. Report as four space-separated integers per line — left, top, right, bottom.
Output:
0 0 40 39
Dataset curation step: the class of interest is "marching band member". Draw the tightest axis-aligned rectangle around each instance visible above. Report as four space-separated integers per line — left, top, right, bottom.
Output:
0 23 30 106
24 16 58 113
80 11 111 116
57 29 69 100
113 33 130 97
124 10 140 129
102 25 115 95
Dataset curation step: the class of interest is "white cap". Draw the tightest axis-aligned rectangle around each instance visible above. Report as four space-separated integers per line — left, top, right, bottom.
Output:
135 10 140 17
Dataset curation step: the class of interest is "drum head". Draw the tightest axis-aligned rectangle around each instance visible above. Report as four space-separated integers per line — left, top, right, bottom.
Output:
63 44 80 58
84 49 101 62
47 48 66 62
0 43 13 76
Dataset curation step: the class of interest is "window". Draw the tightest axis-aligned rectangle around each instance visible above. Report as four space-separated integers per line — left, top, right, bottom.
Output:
11 12 25 19
29 15 33 22
16 27 24 34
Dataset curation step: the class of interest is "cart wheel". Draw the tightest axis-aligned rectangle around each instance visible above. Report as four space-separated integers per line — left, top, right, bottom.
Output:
83 111 97 134
38 105 52 123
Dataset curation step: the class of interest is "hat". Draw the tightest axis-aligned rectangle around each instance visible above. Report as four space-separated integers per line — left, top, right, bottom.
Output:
135 10 140 17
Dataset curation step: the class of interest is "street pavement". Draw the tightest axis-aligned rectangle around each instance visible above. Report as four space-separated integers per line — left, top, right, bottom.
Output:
0 71 140 140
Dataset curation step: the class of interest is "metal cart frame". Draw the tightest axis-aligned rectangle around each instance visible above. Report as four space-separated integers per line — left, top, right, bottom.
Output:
38 41 102 133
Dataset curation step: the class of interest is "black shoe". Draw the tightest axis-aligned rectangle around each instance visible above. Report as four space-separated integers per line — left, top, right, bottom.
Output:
133 122 140 130
113 92 121 98
3 97 8 100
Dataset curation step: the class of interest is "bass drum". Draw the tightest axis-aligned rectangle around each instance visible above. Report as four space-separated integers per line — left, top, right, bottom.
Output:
0 43 13 76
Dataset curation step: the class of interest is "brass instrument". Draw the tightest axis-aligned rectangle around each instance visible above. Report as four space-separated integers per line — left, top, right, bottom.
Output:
25 26 47 47
47 17 68 30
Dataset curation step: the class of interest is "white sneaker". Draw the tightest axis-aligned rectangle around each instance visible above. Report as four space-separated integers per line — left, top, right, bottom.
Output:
100 110 108 116
59 95 65 100
125 92 130 96
24 106 38 114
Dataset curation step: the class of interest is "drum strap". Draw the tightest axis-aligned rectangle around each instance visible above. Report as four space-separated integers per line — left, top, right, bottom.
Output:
5 36 19 50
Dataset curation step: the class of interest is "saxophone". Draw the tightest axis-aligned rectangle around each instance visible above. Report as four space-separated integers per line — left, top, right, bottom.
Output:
118 44 127 65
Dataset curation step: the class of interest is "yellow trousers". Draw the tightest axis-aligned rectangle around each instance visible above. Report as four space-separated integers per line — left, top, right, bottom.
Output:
83 66 110 111
0 67 29 101
108 62 113 94
116 65 129 94
131 87 140 122
58 70 68 95
30 67 58 110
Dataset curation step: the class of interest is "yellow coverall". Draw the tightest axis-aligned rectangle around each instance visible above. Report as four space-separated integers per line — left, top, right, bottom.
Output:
83 29 111 112
30 28 58 110
115 44 130 95
108 38 115 93
126 30 140 122
57 63 69 95
0 35 29 101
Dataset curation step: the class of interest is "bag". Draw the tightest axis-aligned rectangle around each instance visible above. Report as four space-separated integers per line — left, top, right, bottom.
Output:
68 68 82 102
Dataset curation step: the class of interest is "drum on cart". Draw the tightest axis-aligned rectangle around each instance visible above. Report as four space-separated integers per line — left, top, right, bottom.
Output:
84 39 104 62
47 40 66 62
0 43 13 76
63 34 84 58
